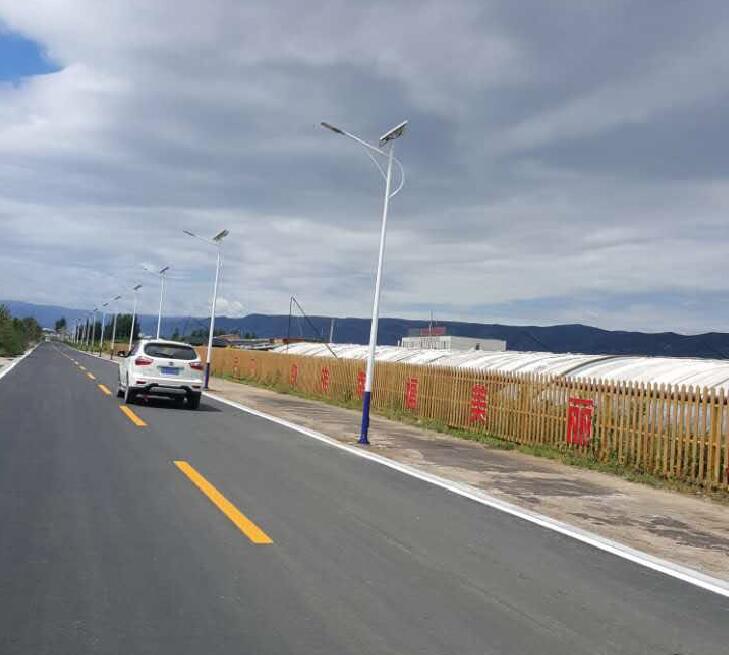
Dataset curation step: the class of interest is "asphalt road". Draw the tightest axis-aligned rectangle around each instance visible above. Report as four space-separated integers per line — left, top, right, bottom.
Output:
0 342 727 654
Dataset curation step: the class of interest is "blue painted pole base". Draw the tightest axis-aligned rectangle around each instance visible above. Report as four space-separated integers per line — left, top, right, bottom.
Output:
204 362 211 390
359 391 371 445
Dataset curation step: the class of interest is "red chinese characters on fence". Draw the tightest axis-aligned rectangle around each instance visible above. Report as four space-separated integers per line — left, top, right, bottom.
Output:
566 397 594 446
320 366 330 393
405 377 419 410
289 363 298 386
356 370 365 398
470 384 488 423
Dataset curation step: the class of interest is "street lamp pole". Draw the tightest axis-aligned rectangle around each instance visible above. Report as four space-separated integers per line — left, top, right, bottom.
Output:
143 264 171 339
156 266 169 339
109 295 122 358
90 308 98 350
321 119 407 445
183 228 229 389
128 284 143 351
99 302 108 355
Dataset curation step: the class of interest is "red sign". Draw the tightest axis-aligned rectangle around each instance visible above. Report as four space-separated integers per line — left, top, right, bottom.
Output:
320 366 330 393
421 326 446 337
470 384 488 422
356 370 366 398
405 377 419 410
566 397 594 446
289 363 298 386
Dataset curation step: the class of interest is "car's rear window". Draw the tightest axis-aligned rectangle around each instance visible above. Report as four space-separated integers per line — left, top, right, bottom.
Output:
144 343 198 360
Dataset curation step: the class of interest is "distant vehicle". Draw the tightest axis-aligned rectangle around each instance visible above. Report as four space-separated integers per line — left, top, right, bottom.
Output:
116 339 204 409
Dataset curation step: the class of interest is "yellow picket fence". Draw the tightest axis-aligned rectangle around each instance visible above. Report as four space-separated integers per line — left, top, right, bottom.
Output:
199 347 729 491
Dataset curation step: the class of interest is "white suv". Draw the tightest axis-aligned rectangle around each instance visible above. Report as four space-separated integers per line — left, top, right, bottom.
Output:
117 339 204 409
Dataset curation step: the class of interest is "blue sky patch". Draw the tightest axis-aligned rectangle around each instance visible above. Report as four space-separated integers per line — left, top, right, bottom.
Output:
0 30 59 82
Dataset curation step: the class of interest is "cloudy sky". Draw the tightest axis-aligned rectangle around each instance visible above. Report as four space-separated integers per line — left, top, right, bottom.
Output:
1 1 729 333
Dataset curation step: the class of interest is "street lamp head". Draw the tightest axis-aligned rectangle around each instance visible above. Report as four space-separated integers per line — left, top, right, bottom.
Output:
183 230 196 238
113 295 122 301
159 265 170 274
133 284 143 291
379 120 408 147
321 121 345 135
212 229 229 242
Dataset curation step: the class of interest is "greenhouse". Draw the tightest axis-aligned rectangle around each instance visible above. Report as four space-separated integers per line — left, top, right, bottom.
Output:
274 343 729 391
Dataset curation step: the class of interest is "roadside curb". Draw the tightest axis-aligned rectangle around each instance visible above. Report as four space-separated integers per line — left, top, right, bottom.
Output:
68 346 119 366
0 344 38 384
204 389 729 599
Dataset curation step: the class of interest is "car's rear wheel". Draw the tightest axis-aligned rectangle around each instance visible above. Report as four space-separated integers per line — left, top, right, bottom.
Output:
124 378 136 404
187 393 201 410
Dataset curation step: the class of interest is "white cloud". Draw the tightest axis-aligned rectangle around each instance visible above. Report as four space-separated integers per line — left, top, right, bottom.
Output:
1 1 729 334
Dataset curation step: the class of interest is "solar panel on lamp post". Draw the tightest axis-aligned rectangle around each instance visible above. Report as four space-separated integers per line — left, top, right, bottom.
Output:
183 228 229 389
320 119 407 445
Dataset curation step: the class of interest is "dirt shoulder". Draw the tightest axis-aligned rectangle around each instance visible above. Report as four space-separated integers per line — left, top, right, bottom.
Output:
208 376 729 583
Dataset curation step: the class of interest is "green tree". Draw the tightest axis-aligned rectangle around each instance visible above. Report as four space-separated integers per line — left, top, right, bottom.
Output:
0 320 23 356
114 314 140 341
0 307 42 356
55 317 67 332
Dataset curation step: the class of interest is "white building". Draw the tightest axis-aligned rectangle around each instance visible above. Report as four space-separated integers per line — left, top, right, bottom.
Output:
400 335 506 352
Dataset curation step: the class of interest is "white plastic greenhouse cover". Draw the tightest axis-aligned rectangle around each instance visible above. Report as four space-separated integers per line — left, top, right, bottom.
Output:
273 343 729 391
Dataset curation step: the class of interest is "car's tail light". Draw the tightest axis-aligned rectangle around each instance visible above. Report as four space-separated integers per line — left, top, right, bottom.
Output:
135 356 153 366
190 361 204 370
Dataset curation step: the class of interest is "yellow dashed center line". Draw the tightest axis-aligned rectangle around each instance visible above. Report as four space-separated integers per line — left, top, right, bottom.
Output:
86 372 96 381
98 384 112 396
119 405 147 427
174 461 273 544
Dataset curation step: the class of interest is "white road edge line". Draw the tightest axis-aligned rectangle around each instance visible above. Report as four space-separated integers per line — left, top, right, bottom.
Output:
0 344 38 383
203 389 729 599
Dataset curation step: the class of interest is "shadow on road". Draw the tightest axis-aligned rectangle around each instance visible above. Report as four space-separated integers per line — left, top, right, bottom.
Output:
125 396 222 413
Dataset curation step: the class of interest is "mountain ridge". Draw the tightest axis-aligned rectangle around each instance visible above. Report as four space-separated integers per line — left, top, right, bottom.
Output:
3 299 729 359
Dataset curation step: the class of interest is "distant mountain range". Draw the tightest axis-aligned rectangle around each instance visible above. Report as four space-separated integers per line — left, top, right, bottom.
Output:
4 299 729 359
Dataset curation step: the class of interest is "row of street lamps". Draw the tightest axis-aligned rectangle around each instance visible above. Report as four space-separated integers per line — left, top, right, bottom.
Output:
72 119 406 443
71 228 229 389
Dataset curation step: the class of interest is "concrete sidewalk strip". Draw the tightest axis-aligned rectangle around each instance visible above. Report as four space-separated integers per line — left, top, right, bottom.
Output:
207 377 729 584
0 346 38 383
